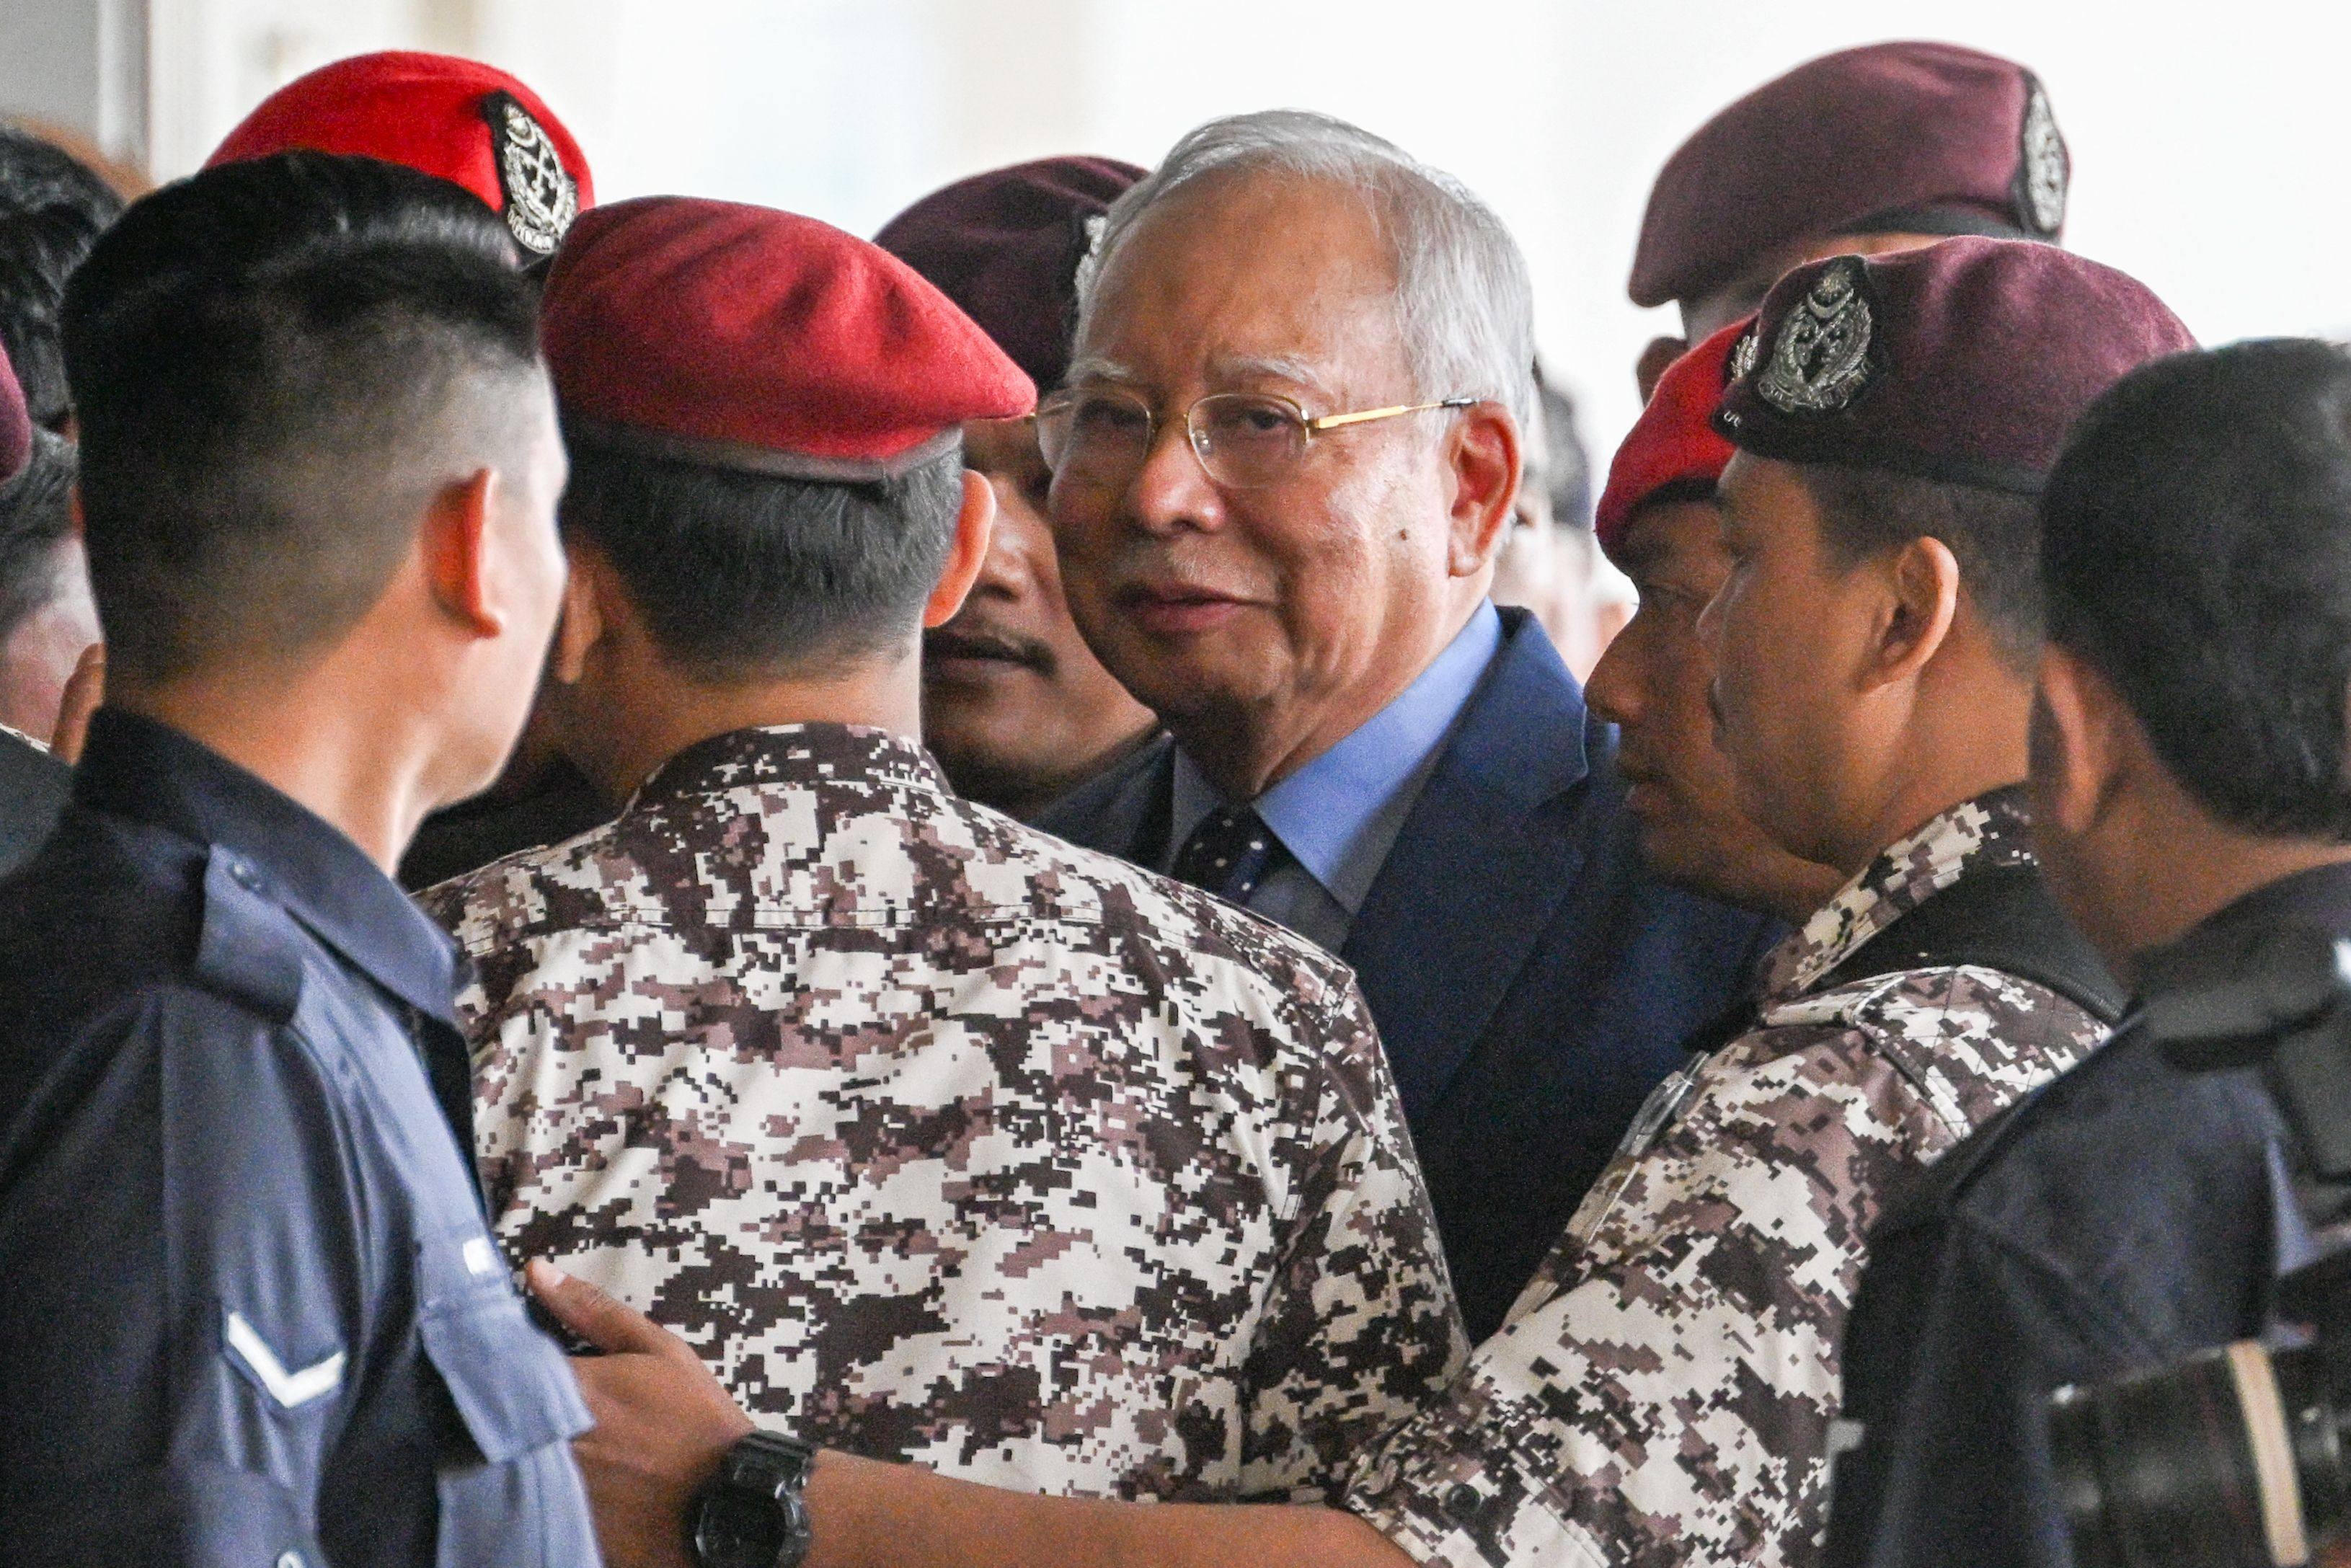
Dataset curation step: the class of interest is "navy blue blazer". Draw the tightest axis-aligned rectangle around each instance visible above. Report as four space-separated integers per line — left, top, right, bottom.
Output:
1038 607 1778 1339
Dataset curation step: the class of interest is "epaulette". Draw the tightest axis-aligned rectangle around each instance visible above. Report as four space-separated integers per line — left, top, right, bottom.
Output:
190 845 306 1027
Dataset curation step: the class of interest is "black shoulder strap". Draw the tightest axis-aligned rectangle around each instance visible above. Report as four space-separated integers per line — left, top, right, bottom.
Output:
1815 861 2129 1024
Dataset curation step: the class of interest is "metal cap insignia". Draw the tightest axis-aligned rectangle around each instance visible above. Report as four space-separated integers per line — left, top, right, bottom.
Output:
2016 76 2068 236
1727 322 1762 385
481 90 579 256
1756 259 1877 416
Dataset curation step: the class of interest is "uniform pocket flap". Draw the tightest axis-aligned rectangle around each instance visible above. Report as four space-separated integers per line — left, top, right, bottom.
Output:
417 1298 592 1466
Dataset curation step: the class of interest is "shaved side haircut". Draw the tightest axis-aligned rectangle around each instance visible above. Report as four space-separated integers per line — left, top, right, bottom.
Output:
62 151 546 685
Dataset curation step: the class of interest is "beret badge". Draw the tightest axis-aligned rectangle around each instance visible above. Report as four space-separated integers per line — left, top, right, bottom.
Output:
1727 322 1762 385
2016 76 2068 236
1756 258 1878 415
482 90 579 255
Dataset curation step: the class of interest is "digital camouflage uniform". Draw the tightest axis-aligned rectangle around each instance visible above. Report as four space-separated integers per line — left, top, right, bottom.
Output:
1342 790 2104 1567
422 723 1466 1503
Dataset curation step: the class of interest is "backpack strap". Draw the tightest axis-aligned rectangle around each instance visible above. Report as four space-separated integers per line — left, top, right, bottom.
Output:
1815 861 2129 1025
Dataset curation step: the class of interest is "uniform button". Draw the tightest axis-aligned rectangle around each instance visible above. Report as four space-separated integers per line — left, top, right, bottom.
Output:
229 859 262 892
278 1553 306 1568
1443 1484 1482 1523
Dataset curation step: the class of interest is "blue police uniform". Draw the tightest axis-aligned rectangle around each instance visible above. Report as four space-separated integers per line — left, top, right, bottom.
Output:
0 711 599 1567
1820 864 2349 1568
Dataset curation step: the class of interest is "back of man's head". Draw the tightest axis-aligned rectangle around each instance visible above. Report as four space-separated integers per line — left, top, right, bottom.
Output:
0 125 125 429
63 151 546 689
559 446 966 682
2042 339 2351 842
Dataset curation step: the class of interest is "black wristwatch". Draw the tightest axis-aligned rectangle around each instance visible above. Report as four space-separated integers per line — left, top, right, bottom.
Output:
691 1430 817 1568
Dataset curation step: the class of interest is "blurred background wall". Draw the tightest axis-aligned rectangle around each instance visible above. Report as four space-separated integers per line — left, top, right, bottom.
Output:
4 0 2345 456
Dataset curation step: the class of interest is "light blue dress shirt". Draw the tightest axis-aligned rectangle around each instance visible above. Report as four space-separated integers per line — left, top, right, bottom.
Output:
1166 599 1504 953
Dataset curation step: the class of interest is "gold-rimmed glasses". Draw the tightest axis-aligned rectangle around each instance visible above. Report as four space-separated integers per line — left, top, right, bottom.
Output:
1035 386 1475 491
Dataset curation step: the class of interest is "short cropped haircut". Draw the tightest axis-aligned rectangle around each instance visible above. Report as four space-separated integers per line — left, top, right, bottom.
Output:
62 151 545 685
1802 464 2045 665
0 125 125 427
2042 338 2351 841
559 442 963 682
0 433 76 639
1078 110 1536 433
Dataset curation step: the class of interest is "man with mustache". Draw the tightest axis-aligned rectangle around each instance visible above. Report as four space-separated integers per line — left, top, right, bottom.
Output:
1035 108 1777 1342
423 195 1463 1538
877 158 1161 820
1631 41 2070 399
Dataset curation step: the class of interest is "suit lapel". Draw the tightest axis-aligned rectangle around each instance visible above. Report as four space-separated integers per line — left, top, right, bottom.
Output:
1343 610 1595 1120
1031 735 1175 865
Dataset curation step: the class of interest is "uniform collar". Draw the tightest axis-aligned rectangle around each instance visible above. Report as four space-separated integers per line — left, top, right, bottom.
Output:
1168 599 1502 914
71 709 463 1028
1759 784 2038 1002
627 722 949 811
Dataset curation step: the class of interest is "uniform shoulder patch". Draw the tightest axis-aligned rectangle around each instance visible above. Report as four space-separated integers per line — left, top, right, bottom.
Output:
479 89 579 256
2014 74 2069 237
1756 257 1880 416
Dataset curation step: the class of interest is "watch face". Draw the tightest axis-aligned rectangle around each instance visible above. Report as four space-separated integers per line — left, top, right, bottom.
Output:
694 1492 786 1568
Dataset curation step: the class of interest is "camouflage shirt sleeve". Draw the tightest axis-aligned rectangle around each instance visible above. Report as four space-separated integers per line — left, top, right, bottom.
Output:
1237 959 1470 1500
1340 968 2090 1567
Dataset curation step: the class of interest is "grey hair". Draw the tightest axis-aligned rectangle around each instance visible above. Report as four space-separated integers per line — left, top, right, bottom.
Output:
1073 109 1537 433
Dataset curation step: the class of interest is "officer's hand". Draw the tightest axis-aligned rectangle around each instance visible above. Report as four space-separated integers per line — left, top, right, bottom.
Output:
527 1259 754 1568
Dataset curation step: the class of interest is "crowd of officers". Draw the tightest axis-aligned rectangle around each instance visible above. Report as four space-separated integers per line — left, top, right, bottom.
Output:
0 35 2336 1568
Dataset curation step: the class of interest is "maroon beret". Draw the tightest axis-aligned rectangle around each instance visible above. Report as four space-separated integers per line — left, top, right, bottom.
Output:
1595 319 1747 562
542 196 1036 482
1631 42 2068 309
1715 237 2195 493
208 51 593 258
0 343 27 487
874 156 1145 392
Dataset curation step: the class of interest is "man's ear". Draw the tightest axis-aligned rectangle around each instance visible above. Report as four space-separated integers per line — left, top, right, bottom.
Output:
923 469 997 629
1444 400 1520 577
1861 533 1961 693
1635 337 1687 402
2032 644 2128 839
420 469 504 638
549 536 611 686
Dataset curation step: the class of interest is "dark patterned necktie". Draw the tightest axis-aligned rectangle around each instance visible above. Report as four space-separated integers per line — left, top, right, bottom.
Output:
1171 805 1288 903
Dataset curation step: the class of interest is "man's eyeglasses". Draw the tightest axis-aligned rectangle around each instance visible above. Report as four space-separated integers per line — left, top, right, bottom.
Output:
1035 387 1475 492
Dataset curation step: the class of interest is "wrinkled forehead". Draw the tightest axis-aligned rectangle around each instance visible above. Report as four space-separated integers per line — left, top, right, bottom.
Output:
1073 167 1411 397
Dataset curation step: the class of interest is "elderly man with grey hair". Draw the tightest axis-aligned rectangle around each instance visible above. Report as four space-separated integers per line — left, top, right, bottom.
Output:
1027 110 1774 1346
533 110 1801 1568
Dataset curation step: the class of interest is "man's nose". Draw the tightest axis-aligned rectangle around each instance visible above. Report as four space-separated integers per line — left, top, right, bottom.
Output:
1122 417 1226 537
1585 633 1642 727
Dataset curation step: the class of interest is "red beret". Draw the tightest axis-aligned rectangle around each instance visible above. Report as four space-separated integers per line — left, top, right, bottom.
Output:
1594 319 1747 562
1631 42 2067 309
206 51 592 259
0 343 27 488
542 197 1036 482
1715 237 2195 492
875 156 1145 391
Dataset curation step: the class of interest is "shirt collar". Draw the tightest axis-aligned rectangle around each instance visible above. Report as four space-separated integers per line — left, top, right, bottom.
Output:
1169 600 1502 914
629 722 949 811
71 709 463 1027
1758 784 2040 1002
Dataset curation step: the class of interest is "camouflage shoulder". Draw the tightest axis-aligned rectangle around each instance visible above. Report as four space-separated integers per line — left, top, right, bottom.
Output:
1761 965 2104 1137
992 804 1368 1020
412 815 633 958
